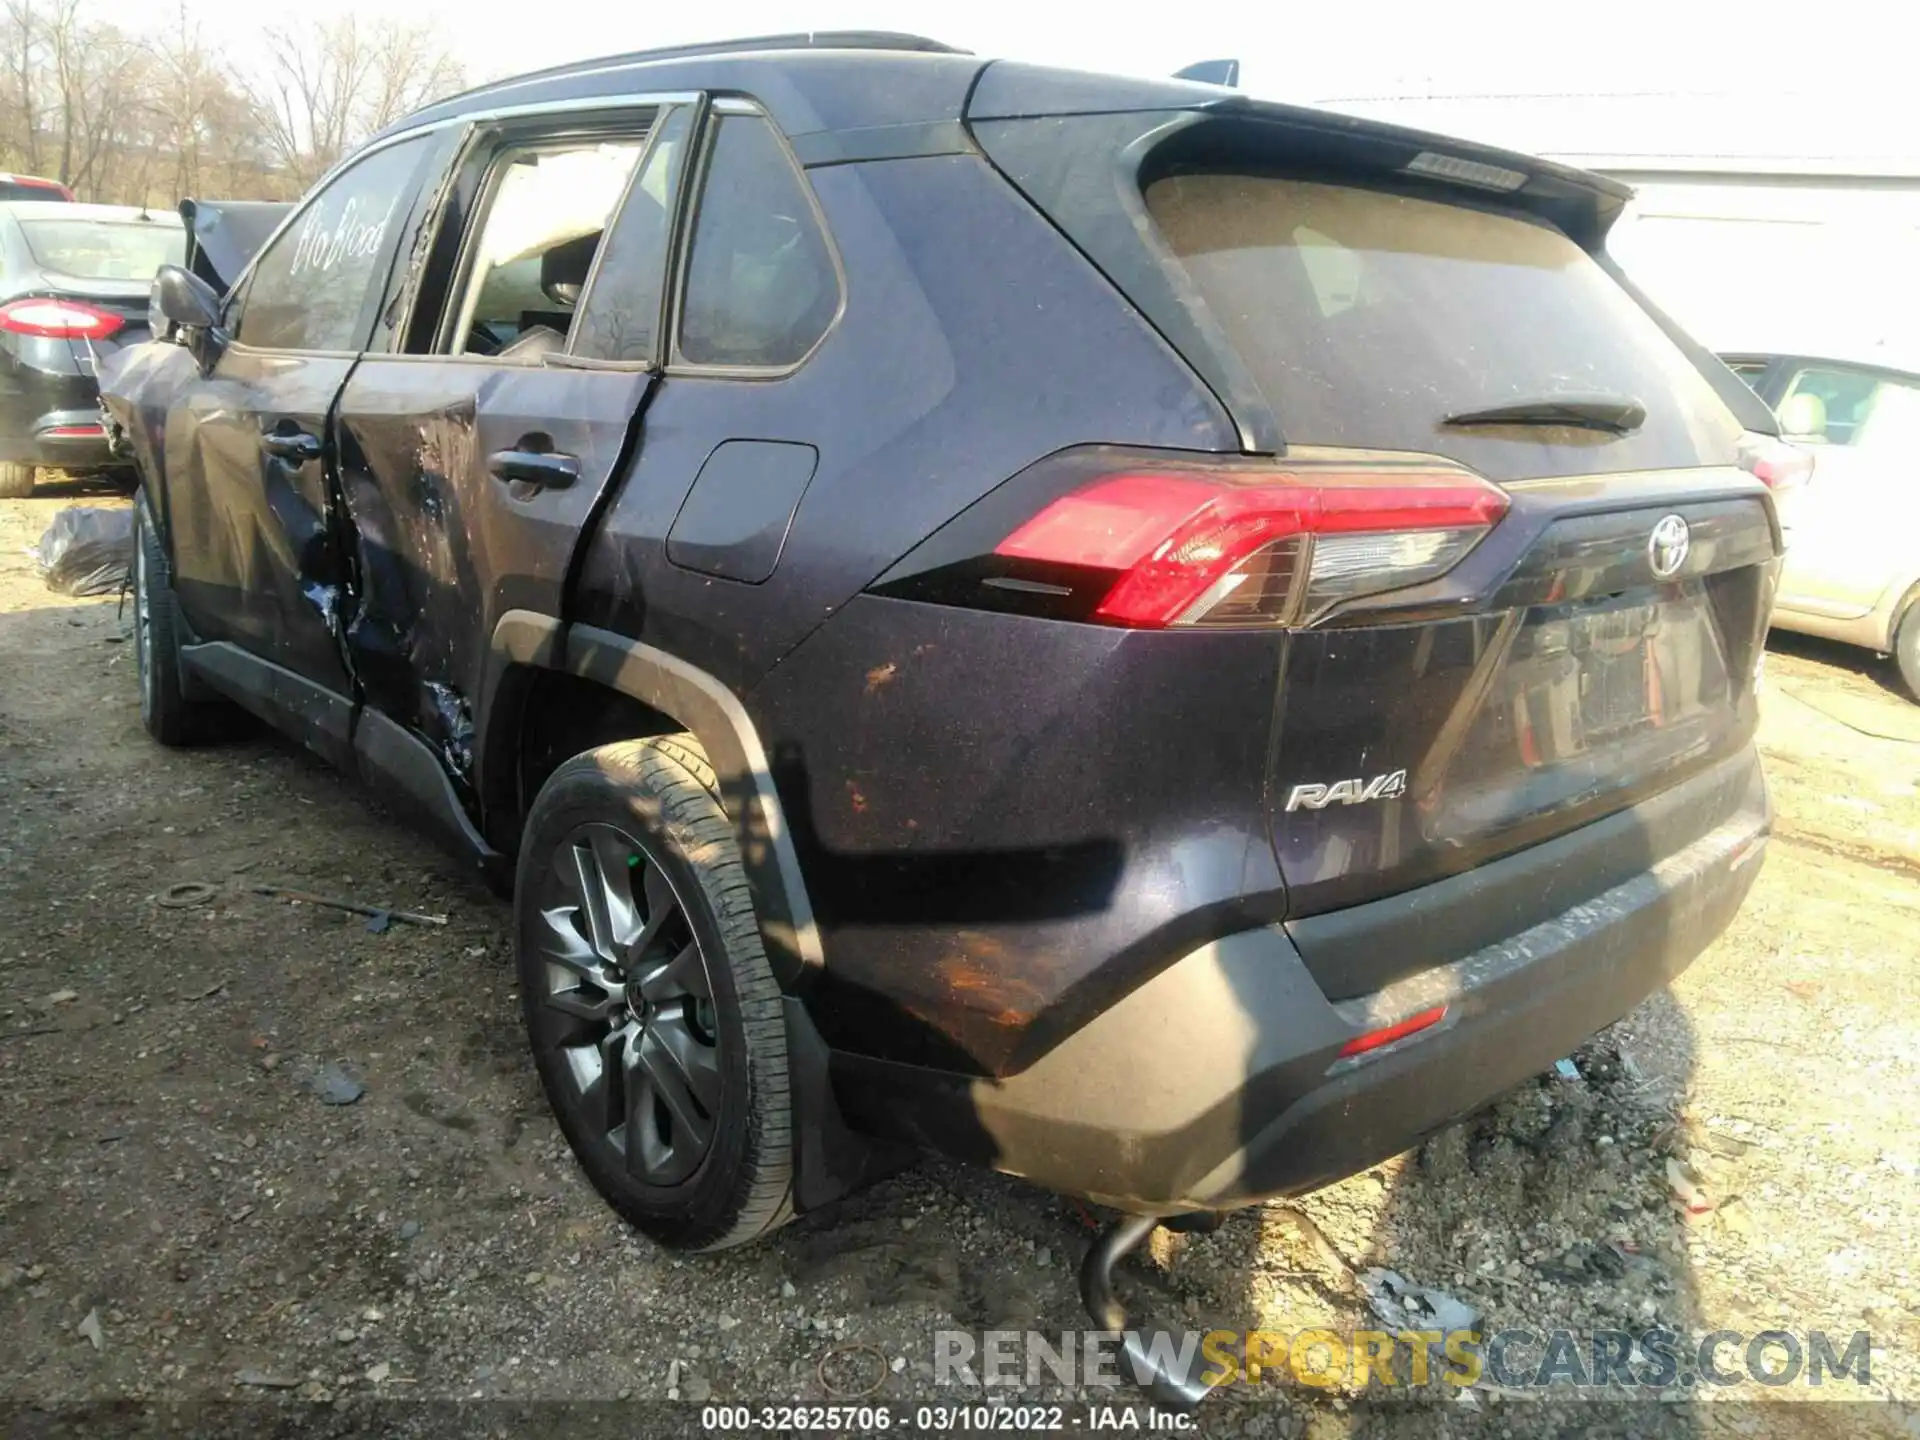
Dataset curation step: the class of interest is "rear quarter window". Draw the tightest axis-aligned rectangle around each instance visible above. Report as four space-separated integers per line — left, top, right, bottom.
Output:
1145 174 1744 481
675 112 837 370
19 219 184 279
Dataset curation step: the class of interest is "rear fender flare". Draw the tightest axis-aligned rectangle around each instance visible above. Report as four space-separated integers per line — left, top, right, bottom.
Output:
481 610 823 990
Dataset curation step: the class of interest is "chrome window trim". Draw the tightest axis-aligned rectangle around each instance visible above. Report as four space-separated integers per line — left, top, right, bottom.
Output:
223 92 702 319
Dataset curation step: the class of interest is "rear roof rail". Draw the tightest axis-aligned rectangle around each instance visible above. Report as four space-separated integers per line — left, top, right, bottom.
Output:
435 31 966 112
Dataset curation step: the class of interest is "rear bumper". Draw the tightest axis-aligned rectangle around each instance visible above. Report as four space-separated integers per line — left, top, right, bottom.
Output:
834 746 1768 1211
0 340 114 468
0 419 116 468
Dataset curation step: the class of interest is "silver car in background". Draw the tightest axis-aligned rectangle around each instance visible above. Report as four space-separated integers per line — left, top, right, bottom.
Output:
1725 352 1920 700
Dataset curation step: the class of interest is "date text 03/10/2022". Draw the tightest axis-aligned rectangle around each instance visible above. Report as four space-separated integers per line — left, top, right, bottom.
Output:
698 1404 1193 1431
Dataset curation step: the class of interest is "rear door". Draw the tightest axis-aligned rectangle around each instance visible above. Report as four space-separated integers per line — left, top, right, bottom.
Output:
1770 361 1920 618
162 135 438 702
332 101 694 818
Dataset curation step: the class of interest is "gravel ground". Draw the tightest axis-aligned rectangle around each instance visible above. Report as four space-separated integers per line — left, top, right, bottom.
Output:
1 483 1916 1438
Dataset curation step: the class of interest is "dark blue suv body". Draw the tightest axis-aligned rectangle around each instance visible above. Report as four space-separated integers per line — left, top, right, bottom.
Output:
105 34 1780 1293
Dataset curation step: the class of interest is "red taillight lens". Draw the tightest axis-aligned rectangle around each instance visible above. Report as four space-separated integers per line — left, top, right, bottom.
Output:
1735 431 1813 494
0 298 122 340
992 458 1507 628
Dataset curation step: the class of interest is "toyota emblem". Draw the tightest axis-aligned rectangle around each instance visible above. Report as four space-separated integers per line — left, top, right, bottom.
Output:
1647 514 1690 579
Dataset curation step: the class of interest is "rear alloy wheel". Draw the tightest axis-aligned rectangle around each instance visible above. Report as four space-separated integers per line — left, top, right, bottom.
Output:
539 820 722 1186
517 737 793 1250
0 462 35 498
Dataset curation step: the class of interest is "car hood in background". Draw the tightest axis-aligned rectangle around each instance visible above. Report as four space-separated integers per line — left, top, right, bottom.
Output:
178 198 293 293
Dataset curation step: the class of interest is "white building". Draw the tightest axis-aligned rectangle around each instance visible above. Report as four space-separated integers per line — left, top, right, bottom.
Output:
1307 90 1920 374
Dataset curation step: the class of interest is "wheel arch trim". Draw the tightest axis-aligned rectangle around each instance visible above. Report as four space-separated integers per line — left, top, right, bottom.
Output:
486 610 824 989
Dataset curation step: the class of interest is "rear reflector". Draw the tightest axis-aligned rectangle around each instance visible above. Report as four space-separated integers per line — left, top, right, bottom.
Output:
993 456 1507 628
0 298 122 340
1338 1004 1448 1057
1735 431 1812 494
39 423 103 438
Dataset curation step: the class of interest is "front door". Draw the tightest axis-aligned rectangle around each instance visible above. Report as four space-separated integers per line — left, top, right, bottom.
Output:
332 104 694 819
168 349 356 690
165 134 440 695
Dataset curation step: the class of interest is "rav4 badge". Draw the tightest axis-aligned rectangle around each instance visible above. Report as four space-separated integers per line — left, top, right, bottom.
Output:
1285 768 1408 812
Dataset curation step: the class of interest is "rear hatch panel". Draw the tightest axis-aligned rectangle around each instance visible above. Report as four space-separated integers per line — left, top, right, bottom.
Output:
1272 479 1776 923
967 83 1782 978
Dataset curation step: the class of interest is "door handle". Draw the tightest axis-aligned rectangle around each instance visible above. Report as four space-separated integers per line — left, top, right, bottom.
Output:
260 429 322 463
487 447 580 491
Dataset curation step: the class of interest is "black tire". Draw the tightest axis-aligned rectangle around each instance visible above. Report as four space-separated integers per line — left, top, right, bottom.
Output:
1896 602 1920 704
133 492 238 745
0 462 35 498
516 735 793 1250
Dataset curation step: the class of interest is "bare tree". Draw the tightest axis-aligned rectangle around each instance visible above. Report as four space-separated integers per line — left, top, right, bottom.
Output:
45 0 148 196
0 0 463 203
359 19 462 134
1 0 45 173
250 16 463 189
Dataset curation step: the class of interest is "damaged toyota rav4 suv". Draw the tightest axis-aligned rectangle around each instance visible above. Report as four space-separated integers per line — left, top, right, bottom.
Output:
106 31 1780 1327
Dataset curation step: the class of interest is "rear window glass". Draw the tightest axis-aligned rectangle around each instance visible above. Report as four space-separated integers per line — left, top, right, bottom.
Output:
0 180 66 202
20 218 183 280
1145 175 1743 481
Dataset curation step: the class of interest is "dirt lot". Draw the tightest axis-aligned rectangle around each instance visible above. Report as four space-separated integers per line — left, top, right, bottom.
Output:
2 484 1916 1437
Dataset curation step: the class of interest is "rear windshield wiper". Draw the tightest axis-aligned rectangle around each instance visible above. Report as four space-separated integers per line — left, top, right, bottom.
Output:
1442 394 1646 434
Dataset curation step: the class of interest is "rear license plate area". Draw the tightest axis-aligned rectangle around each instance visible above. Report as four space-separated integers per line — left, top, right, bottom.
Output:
1504 588 1725 766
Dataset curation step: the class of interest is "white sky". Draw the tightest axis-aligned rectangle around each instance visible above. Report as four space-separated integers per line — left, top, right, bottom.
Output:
93 0 1919 162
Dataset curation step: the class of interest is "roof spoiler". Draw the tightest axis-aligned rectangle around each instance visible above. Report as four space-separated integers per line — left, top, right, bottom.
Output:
177 198 295 293
1173 59 1238 87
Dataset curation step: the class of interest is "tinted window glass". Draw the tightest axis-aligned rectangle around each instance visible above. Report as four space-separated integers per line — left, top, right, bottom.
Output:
0 180 65 202
236 137 430 352
444 138 644 358
572 107 692 363
1855 378 1920 454
1778 366 1874 444
1145 174 1744 481
678 113 836 368
1781 366 1920 452
19 218 183 278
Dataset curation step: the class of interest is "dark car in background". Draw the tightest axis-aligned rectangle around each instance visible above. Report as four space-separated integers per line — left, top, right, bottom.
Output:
0 201 183 495
106 32 1786 1398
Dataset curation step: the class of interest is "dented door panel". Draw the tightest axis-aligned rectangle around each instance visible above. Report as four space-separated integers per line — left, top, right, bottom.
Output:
97 338 202 549
164 346 358 694
333 358 651 808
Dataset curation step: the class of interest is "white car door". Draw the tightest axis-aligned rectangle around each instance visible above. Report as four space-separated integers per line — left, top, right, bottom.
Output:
1774 364 1920 620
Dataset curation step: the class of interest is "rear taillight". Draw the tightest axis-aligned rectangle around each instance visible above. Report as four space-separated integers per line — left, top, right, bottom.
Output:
1736 431 1813 494
990 455 1507 628
0 298 122 340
